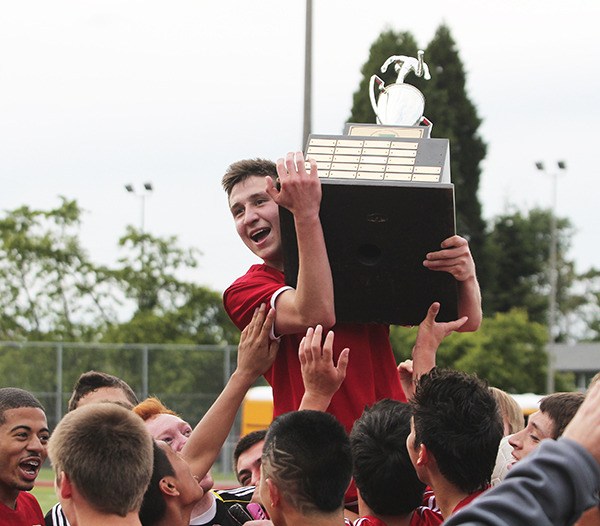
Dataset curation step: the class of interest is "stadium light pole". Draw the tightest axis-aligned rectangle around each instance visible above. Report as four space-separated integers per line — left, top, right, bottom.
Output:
535 160 566 393
124 182 153 233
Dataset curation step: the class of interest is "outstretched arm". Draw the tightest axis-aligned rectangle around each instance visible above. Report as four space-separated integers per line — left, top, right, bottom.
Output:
399 302 468 399
181 304 279 478
298 325 349 411
423 235 482 331
265 152 335 334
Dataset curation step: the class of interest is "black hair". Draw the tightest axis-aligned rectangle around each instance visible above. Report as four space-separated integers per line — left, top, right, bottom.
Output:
262 410 352 514
350 400 425 516
411 368 503 494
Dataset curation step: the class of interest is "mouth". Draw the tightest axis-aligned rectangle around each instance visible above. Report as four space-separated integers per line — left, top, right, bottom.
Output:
19 458 41 482
250 228 270 244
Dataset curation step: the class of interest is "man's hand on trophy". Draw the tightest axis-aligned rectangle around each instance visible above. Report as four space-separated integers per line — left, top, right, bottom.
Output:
422 235 477 283
266 151 322 220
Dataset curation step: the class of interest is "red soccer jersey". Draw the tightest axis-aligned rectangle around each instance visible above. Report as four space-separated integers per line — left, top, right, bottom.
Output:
0 491 44 526
224 264 406 433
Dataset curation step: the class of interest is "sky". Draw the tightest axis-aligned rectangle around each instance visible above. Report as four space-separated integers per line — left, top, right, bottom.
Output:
2 0 599 294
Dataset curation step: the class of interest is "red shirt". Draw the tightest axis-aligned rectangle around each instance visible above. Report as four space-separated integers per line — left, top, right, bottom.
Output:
0 491 44 526
224 264 406 433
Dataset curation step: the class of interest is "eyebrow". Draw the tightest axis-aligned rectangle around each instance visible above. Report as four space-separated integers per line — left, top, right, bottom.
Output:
229 192 270 211
10 425 50 434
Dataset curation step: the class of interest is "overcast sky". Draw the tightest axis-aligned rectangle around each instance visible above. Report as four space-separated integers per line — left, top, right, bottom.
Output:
2 0 598 293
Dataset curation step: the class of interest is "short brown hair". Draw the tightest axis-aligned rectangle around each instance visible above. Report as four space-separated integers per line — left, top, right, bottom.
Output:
222 158 276 196
132 397 178 422
67 370 138 412
48 403 153 517
539 391 585 438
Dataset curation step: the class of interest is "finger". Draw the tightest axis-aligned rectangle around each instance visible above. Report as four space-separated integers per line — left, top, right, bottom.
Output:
285 151 298 176
298 336 307 365
307 156 318 178
426 302 441 322
323 330 335 359
446 316 469 332
249 304 266 339
336 348 350 379
276 157 288 181
440 235 466 249
304 327 315 363
294 151 306 175
259 307 275 340
311 325 323 358
265 176 279 200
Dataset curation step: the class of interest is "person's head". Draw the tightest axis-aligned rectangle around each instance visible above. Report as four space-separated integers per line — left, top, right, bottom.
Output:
350 400 425 517
133 397 214 497
260 410 352 523
490 387 525 436
0 388 48 508
233 429 267 487
589 372 600 389
139 441 204 526
408 368 503 494
48 403 153 518
67 370 138 411
133 397 193 453
223 158 282 269
509 391 585 462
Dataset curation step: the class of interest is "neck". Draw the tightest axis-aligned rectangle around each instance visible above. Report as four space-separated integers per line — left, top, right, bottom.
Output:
428 477 469 520
358 499 413 526
277 507 345 526
67 508 142 526
0 488 19 510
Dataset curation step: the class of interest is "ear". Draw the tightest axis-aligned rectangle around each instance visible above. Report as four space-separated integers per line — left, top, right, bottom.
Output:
57 471 73 500
265 478 281 509
416 443 429 467
159 477 180 497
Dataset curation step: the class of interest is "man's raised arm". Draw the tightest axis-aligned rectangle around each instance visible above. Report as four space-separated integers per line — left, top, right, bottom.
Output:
266 151 335 334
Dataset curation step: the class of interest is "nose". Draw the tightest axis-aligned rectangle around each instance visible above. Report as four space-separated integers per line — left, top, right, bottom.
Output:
172 434 188 453
243 207 259 225
28 435 46 455
508 431 522 449
251 467 261 487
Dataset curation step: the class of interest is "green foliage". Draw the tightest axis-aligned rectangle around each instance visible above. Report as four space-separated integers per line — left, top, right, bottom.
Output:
390 309 556 393
484 208 583 338
348 25 487 262
0 198 117 341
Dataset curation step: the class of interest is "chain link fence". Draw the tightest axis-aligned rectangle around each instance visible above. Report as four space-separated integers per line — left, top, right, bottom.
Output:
0 340 248 473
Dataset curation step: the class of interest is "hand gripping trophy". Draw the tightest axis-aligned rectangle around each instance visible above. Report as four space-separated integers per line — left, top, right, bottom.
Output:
369 50 432 127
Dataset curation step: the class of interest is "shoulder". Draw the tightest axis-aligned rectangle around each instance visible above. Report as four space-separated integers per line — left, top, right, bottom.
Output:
213 486 255 504
45 502 68 526
226 265 285 289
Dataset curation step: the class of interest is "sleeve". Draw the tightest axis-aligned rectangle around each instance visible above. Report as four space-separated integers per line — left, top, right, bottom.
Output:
443 438 600 526
223 268 290 331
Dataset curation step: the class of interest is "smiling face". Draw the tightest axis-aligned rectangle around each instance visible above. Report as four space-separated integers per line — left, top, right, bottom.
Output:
508 410 555 463
145 413 192 453
236 439 264 487
228 175 283 270
0 407 49 508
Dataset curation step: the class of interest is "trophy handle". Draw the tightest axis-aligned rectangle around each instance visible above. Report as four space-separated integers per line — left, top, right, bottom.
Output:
369 75 384 123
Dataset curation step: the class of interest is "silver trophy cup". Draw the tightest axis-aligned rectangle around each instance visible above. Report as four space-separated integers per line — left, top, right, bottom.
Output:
369 50 431 126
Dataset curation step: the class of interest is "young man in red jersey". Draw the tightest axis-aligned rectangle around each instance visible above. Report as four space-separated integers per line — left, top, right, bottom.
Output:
222 152 482 433
0 387 49 526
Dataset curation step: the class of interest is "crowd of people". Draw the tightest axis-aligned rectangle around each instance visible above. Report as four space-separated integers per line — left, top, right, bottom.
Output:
1 151 598 526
